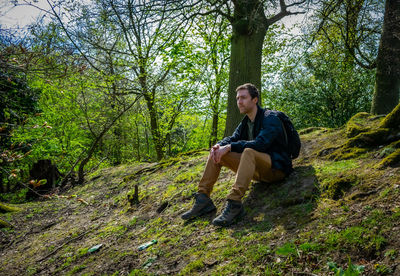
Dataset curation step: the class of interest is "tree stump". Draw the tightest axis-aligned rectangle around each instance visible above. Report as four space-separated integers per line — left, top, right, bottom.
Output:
26 159 62 199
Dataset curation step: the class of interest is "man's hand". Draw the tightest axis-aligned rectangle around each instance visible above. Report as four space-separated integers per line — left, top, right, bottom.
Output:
210 144 219 162
211 144 231 164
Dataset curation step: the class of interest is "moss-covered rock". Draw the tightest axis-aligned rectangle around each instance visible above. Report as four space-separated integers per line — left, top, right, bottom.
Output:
0 202 22 213
345 112 372 138
328 147 368 160
299 127 328 135
0 218 11 228
379 103 400 129
346 128 392 148
321 175 358 200
377 148 400 168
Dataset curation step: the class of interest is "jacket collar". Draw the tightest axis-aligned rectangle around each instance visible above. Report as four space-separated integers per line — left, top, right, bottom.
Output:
241 105 263 125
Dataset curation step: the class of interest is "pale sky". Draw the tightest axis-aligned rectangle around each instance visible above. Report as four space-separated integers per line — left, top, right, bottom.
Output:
0 0 50 30
1 0 305 32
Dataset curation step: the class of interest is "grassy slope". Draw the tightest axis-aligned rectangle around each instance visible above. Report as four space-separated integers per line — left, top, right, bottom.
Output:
1 117 400 275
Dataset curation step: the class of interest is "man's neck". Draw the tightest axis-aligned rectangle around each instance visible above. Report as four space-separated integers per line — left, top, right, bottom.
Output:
246 106 258 122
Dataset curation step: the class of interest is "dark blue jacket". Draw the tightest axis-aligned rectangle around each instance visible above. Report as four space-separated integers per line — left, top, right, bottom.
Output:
218 105 293 175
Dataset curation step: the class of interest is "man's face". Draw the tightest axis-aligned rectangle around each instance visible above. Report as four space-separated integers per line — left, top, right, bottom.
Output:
236 89 258 114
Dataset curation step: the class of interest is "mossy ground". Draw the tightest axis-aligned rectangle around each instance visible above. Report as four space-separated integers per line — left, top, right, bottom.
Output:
1 116 400 275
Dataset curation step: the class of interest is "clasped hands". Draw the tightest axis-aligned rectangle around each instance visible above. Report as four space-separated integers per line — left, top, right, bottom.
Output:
210 144 231 164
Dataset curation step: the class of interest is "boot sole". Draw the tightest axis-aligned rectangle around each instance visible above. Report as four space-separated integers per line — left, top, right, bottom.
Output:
212 208 246 227
181 204 216 220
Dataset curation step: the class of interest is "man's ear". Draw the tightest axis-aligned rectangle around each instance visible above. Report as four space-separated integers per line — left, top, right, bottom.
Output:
252 97 258 105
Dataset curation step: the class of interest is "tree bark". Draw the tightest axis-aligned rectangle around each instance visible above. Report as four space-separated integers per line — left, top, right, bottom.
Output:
224 0 267 136
210 112 219 147
143 91 164 161
370 0 400 115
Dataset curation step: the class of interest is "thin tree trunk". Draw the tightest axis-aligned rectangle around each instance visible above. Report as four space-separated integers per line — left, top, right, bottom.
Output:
134 120 140 161
145 127 150 159
0 171 3 193
210 112 219 147
344 0 364 70
144 93 164 161
370 0 400 115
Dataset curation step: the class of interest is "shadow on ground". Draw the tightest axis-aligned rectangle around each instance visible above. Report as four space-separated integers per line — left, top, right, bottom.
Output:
239 165 319 232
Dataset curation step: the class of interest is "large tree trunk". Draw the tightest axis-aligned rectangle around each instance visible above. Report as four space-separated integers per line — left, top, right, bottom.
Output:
224 1 267 136
370 0 400 115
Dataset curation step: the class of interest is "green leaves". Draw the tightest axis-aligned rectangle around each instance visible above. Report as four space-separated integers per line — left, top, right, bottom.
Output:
328 259 365 276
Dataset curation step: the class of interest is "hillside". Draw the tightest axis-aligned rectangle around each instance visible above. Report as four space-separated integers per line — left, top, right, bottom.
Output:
1 113 400 275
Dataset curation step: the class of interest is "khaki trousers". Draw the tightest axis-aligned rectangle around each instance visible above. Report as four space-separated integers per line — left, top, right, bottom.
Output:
198 148 285 201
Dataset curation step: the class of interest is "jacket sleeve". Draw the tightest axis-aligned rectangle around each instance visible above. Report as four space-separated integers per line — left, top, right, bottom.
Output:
230 115 283 153
217 121 243 146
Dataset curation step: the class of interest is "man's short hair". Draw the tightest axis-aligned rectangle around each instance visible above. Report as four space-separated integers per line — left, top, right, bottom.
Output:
236 83 259 100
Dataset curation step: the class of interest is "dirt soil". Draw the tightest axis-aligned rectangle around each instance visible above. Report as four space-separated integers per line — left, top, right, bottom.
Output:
1 124 400 275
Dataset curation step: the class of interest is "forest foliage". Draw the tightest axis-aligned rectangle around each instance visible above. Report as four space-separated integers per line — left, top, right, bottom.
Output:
0 0 397 198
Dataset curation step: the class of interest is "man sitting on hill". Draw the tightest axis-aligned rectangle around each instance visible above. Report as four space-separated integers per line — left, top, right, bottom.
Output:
181 83 293 226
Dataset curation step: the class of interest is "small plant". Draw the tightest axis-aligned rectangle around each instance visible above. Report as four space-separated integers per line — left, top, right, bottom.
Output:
275 242 297 257
384 249 397 260
327 258 365 276
374 263 393 275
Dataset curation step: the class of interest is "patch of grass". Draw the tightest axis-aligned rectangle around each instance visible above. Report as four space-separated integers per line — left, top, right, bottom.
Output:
98 224 127 238
129 269 149 275
180 258 204 275
374 263 393 275
67 265 87 275
275 242 297 257
250 219 273 232
384 249 397 260
245 244 271 262
316 160 359 177
328 259 365 275
324 225 386 254
299 242 320 253
26 266 38 276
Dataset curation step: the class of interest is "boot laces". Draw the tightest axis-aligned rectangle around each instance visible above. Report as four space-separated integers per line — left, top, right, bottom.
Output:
221 202 232 217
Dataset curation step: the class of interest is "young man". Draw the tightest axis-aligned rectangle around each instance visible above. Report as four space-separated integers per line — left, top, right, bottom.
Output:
181 83 293 226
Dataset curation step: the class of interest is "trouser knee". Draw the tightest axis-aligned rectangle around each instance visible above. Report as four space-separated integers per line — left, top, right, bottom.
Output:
241 148 256 159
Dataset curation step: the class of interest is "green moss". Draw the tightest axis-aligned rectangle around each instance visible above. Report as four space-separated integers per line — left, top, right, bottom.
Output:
67 265 87 275
346 128 391 148
0 202 22 213
325 225 386 254
345 112 372 138
379 103 400 129
316 160 359 176
329 147 368 160
298 127 328 135
0 218 11 228
180 258 205 275
321 175 357 200
98 224 127 238
377 148 400 168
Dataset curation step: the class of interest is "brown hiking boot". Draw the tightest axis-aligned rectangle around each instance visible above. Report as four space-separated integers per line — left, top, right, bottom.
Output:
181 193 216 220
212 199 245 226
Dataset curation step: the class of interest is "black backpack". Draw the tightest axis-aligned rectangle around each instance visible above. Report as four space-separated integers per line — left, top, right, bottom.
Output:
265 109 301 159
